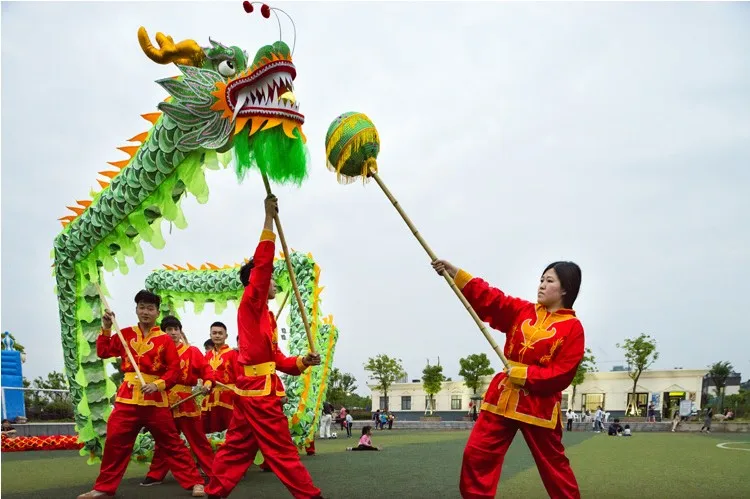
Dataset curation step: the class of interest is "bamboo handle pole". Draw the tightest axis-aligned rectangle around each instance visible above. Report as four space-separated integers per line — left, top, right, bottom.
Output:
215 381 235 393
368 169 510 369
94 284 148 385
169 390 202 410
276 291 291 318
260 173 316 354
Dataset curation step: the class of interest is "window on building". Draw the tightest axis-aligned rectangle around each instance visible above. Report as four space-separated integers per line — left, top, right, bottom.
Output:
451 395 462 410
626 392 649 415
561 393 569 410
582 393 605 412
401 396 412 411
379 396 389 410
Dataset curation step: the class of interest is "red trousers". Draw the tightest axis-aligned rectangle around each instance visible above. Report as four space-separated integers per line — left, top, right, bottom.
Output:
205 395 321 498
93 403 203 494
460 410 580 499
147 415 215 481
203 406 233 434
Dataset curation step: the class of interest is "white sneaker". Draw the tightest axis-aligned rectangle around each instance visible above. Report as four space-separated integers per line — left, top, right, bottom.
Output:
192 484 206 497
77 491 109 499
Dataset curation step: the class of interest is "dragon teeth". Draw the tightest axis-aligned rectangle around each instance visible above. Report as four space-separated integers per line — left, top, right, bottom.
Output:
233 92 248 121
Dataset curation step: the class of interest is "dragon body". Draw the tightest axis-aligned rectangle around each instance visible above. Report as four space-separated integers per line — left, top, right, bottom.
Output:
52 25 324 463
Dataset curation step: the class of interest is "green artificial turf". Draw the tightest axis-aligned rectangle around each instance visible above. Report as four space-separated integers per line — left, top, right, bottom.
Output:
500 432 750 498
1 430 748 498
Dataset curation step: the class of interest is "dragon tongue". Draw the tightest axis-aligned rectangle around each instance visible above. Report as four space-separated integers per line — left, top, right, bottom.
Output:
279 91 296 104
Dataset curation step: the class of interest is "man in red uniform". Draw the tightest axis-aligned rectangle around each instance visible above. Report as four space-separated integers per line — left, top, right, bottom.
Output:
205 195 324 499
432 259 584 499
201 321 238 434
141 315 215 487
77 290 206 498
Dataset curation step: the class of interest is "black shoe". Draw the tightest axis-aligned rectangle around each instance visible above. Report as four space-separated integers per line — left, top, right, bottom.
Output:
139 477 162 486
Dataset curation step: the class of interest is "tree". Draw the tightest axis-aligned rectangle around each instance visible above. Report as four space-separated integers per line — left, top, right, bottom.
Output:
422 361 446 415
459 353 495 395
617 334 659 416
23 371 73 421
724 388 749 418
570 348 597 409
708 361 734 412
364 354 405 410
326 368 359 406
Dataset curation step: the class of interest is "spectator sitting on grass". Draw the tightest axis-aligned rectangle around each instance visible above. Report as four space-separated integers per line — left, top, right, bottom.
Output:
607 418 624 436
623 424 632 437
347 425 381 451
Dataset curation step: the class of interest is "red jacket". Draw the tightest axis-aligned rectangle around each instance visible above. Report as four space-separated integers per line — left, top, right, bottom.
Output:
202 345 238 411
235 229 308 397
168 342 213 418
455 269 585 429
96 326 179 408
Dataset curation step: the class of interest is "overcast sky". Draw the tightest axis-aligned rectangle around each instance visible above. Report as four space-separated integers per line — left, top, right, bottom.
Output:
2 2 749 394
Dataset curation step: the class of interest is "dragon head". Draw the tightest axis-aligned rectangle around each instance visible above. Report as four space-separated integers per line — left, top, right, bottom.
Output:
211 40 303 141
138 26 306 183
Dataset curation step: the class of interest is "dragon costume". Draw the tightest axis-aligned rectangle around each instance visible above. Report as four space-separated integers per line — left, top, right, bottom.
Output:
52 23 335 463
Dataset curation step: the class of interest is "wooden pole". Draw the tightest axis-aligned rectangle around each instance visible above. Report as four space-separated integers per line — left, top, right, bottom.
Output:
93 283 148 385
215 381 235 393
260 173 316 354
368 169 510 369
169 390 202 410
276 291 290 318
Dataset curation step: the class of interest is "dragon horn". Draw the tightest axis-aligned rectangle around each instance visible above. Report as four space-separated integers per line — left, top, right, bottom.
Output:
208 36 229 50
138 26 205 67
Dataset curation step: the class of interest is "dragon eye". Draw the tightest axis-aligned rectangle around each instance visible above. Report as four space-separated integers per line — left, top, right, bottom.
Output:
218 60 236 77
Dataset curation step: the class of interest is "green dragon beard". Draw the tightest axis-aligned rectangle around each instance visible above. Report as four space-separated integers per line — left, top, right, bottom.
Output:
229 41 309 186
233 126 308 186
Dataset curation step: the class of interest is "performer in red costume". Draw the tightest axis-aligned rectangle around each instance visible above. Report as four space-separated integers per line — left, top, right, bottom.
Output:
142 316 215 487
206 195 324 499
431 259 584 499
201 321 238 433
77 291 206 498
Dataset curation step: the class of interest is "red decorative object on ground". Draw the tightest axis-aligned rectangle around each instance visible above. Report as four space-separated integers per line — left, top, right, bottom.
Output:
1 434 84 452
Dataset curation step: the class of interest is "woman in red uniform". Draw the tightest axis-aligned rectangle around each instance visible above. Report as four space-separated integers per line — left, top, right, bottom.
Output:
431 259 584 499
142 316 215 486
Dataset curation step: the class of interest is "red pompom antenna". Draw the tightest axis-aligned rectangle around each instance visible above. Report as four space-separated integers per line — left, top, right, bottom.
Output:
240 1 298 56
